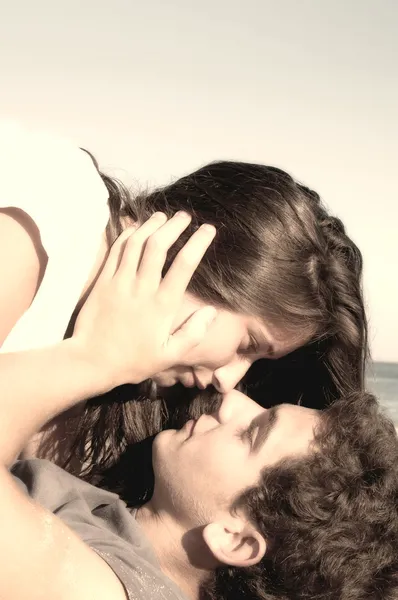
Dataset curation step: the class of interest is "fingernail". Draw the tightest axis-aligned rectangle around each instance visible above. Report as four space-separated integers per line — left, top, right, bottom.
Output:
200 224 216 234
175 211 191 220
151 212 167 220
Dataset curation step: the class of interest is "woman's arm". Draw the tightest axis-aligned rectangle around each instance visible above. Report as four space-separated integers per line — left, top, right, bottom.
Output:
0 210 113 464
0 217 126 600
0 339 109 466
0 468 128 600
0 214 216 600
0 211 216 466
0 209 46 346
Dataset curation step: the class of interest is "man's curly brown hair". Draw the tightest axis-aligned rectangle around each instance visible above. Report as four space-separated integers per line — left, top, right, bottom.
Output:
205 392 398 600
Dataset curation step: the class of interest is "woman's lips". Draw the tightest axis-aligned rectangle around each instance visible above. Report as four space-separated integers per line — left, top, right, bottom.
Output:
176 369 208 390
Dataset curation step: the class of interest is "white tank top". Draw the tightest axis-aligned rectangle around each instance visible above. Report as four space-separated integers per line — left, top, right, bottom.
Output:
0 122 110 352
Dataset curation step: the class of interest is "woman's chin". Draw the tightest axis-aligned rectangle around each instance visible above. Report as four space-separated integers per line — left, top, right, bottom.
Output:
151 374 177 387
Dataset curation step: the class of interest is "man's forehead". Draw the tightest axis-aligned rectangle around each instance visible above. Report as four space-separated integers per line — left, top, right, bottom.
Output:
256 404 319 464
277 404 319 435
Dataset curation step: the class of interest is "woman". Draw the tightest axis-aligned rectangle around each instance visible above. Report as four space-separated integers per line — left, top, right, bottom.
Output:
0 123 367 472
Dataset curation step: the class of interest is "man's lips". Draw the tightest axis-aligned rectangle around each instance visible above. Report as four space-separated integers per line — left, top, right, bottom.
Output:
193 372 207 390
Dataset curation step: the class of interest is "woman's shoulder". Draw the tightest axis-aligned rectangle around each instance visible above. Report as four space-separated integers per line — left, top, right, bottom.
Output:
0 120 109 250
0 121 110 352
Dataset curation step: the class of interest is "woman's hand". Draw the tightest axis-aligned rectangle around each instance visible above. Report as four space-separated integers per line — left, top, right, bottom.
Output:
71 212 217 388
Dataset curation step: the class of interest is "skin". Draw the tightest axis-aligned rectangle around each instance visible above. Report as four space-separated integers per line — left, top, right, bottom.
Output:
153 295 310 392
138 390 319 597
151 389 318 520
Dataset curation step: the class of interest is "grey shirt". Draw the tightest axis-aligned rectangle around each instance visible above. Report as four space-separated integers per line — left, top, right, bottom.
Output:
11 459 188 600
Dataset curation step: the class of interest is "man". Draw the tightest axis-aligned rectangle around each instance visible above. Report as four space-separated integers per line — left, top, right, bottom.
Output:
3 388 398 600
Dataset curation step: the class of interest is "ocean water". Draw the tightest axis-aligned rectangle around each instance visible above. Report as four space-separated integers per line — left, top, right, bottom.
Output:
367 362 398 425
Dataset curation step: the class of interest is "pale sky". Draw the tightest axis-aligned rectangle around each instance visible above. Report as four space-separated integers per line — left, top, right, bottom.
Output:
1 0 397 361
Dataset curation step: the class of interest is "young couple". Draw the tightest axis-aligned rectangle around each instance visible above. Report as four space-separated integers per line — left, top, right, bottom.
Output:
0 123 397 599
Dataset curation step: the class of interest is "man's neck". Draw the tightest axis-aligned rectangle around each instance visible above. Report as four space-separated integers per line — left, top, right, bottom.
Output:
136 502 213 599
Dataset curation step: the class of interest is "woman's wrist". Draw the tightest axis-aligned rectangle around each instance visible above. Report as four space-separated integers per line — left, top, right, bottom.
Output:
61 337 118 397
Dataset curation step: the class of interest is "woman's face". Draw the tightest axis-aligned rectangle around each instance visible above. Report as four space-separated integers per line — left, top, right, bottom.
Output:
151 294 311 393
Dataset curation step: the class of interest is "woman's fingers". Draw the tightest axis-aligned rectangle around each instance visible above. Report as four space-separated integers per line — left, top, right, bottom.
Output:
167 306 217 360
158 224 216 306
136 211 192 286
72 210 217 386
96 226 138 283
101 213 214 302
112 212 168 282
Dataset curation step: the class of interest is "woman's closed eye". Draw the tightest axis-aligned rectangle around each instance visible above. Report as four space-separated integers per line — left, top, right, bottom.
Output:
238 335 260 359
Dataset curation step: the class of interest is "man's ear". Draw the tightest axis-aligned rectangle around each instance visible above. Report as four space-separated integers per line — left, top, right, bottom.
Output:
202 519 266 568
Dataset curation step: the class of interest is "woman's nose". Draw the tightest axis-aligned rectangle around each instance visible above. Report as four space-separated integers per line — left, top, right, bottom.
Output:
212 359 252 393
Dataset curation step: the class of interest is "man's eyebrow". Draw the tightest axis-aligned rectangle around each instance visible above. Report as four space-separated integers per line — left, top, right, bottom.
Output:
252 406 280 453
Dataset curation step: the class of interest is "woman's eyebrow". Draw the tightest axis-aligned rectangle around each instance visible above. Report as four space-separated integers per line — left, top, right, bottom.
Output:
252 406 280 452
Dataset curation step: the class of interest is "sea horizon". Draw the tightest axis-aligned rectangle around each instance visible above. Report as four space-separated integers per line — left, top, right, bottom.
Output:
367 361 398 425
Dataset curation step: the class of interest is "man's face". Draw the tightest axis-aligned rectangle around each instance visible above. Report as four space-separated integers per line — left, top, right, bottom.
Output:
152 390 319 525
